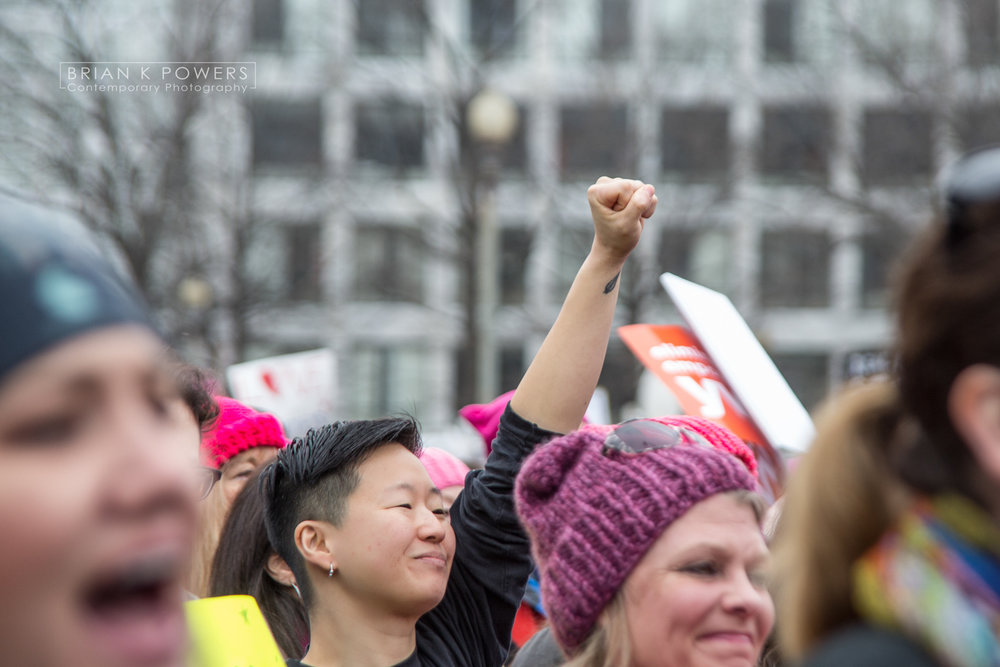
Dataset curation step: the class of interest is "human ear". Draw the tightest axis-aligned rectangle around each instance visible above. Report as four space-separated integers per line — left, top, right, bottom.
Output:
948 364 1000 484
293 520 337 575
265 552 297 588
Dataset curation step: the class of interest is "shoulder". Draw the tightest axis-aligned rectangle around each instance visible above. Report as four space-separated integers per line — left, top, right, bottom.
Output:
509 627 564 667
801 624 939 667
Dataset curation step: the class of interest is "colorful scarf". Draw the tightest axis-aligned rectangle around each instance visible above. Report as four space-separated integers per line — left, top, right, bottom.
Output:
853 495 1000 667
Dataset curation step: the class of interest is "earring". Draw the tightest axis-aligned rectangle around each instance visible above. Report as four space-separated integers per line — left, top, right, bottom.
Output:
328 563 335 577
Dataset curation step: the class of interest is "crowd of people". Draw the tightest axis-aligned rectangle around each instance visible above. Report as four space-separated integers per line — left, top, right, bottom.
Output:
2 150 1000 667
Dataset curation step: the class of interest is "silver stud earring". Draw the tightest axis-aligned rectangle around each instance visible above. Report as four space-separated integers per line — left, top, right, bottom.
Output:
328 563 335 577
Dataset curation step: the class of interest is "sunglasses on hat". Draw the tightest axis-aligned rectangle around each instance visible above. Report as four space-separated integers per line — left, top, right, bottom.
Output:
602 419 713 456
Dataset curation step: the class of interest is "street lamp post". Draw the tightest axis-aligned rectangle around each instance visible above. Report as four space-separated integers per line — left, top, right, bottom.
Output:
466 88 519 403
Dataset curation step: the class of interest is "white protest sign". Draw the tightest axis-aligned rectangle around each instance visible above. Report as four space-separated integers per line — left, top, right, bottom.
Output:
660 273 815 452
226 348 336 438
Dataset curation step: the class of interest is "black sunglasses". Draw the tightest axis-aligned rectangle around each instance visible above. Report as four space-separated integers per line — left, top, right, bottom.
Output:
602 419 713 456
943 144 1000 249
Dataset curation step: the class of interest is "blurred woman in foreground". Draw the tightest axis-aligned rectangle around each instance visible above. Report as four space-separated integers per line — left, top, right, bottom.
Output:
0 198 201 666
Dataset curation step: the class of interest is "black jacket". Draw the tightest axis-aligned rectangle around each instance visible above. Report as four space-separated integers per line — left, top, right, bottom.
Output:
801 624 939 667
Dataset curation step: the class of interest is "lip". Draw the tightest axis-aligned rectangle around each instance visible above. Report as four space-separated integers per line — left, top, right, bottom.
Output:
82 585 188 665
414 551 448 567
698 630 757 647
77 532 191 665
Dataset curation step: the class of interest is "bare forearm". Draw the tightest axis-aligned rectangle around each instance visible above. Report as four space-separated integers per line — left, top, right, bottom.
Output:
510 178 656 434
511 247 626 432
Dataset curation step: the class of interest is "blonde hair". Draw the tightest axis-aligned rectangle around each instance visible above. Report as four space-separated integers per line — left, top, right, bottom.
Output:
772 380 911 659
187 479 229 597
562 590 631 667
563 490 768 667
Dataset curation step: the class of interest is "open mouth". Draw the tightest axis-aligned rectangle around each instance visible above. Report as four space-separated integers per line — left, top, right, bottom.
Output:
81 554 187 665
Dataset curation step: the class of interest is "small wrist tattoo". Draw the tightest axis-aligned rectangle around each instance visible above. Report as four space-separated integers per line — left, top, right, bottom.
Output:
603 272 620 294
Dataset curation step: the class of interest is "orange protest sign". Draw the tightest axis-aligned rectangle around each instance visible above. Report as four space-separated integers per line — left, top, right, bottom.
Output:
618 324 786 503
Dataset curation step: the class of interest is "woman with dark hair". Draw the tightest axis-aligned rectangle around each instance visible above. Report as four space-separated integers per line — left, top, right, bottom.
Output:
774 146 1000 666
210 466 308 660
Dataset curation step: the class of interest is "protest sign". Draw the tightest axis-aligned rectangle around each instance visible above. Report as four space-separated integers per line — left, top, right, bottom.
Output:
660 273 815 453
619 323 785 503
226 348 335 437
185 595 284 666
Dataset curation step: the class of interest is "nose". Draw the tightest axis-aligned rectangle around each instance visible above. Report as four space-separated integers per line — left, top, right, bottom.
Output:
721 569 773 621
416 505 447 543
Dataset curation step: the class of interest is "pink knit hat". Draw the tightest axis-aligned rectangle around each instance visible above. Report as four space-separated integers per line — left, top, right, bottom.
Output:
515 416 758 655
458 390 515 456
418 447 471 489
202 396 289 469
460 390 591 456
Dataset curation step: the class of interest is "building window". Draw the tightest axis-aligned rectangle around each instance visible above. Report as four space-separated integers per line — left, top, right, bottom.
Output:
957 104 1000 150
354 225 424 303
760 106 830 180
356 0 426 56
655 0 734 64
555 225 592 298
560 104 633 180
862 109 933 186
770 351 828 412
499 345 525 396
551 0 631 61
763 0 794 62
251 100 322 168
350 345 430 418
854 0 936 64
600 0 631 59
252 0 284 45
355 100 425 172
760 229 831 308
286 224 322 302
658 228 731 293
860 225 909 309
661 107 729 180
964 0 1000 66
470 0 518 58
500 227 531 305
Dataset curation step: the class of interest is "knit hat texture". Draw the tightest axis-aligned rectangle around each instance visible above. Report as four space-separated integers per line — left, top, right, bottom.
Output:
515 416 758 654
203 396 289 468
458 390 515 456
419 447 471 490
0 197 153 383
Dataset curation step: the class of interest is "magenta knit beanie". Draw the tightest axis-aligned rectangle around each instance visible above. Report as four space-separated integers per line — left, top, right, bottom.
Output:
458 390 515 456
202 396 289 469
514 416 758 655
419 447 472 489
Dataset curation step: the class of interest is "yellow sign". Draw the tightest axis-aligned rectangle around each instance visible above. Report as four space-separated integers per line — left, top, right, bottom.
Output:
185 595 285 666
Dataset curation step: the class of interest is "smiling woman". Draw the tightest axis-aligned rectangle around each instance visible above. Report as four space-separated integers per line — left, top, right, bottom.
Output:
188 396 289 598
0 197 200 667
512 417 771 667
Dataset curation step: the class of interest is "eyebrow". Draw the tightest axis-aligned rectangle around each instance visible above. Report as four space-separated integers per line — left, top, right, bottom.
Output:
674 542 769 564
384 482 442 497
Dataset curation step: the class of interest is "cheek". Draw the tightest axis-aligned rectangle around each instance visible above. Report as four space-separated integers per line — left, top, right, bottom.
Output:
222 476 243 507
0 462 93 617
625 577 716 651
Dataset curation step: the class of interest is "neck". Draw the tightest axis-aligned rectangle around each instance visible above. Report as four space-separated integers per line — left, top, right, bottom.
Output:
302 592 419 667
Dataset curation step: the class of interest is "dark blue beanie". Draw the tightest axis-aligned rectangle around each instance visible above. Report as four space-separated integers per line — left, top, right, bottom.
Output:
0 197 155 382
